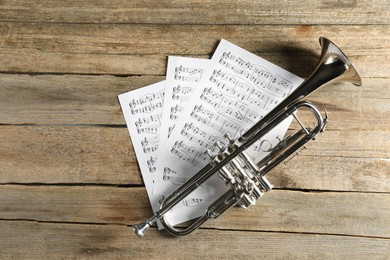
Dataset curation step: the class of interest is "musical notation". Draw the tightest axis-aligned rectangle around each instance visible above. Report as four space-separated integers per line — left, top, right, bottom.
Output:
209 70 278 111
163 167 189 185
172 84 193 101
136 123 159 135
200 87 260 123
158 57 210 146
153 39 303 202
174 65 203 82
218 51 294 98
147 156 157 173
170 140 209 167
181 198 203 207
180 122 225 148
118 81 167 229
189 105 242 138
129 90 164 115
141 136 159 153
170 104 183 120
119 40 304 227
135 114 161 127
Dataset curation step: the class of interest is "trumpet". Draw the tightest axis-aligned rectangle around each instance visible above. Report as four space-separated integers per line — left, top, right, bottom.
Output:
134 37 362 237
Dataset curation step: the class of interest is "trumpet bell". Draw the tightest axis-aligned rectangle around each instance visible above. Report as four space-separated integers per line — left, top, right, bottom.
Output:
317 37 362 86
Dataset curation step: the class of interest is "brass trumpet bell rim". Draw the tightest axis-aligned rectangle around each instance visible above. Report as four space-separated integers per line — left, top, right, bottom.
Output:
319 37 362 86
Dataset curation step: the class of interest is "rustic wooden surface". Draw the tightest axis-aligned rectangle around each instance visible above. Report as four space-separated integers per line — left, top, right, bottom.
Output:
0 1 389 259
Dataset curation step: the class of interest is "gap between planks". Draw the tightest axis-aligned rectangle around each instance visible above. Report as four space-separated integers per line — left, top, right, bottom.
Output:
0 218 389 240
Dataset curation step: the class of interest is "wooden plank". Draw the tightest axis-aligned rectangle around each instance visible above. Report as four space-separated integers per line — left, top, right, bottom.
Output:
0 74 388 130
0 125 142 185
0 0 389 25
1 221 389 259
269 156 390 193
0 125 388 191
0 74 163 125
0 23 387 76
2 23 387 56
0 186 389 238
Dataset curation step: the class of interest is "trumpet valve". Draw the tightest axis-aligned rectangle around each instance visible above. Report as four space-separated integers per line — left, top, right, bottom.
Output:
224 133 234 143
240 194 256 208
258 176 273 192
204 149 214 160
252 185 263 199
214 141 224 151
218 166 237 185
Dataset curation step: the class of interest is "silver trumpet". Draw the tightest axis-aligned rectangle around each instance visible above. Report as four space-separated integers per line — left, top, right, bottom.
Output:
134 37 362 237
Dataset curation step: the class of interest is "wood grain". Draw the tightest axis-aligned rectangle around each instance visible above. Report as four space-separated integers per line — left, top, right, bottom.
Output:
0 0 389 258
0 125 140 185
1 186 389 238
0 23 387 76
0 125 389 191
1 220 389 259
0 74 163 125
0 0 389 25
1 221 390 259
0 74 388 130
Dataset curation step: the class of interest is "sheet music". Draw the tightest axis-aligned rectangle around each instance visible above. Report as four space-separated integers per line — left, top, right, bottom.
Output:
159 56 211 145
157 56 213 225
118 79 212 227
153 39 304 200
118 81 167 228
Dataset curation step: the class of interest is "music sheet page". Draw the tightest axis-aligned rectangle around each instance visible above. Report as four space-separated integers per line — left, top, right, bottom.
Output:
118 81 166 220
118 68 212 227
157 56 213 225
158 56 211 146
153 39 304 201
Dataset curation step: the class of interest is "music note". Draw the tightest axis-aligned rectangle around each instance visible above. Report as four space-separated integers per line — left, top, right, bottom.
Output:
170 104 183 120
172 84 193 100
147 156 157 173
163 167 188 185
141 136 159 153
129 90 164 115
174 65 203 82
182 198 203 207
180 122 224 148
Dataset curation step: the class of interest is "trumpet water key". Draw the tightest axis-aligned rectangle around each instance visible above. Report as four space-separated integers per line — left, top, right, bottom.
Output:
134 37 362 237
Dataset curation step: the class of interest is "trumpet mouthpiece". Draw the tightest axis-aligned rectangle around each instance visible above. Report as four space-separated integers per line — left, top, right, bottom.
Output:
133 222 150 238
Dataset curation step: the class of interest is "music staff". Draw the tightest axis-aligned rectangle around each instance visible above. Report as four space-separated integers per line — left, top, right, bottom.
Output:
136 122 159 134
170 104 183 120
218 52 294 98
147 156 157 173
172 84 193 101
182 198 202 207
129 90 164 115
210 70 280 110
199 87 260 123
170 141 210 167
189 105 242 138
135 114 161 127
163 167 189 185
141 136 159 153
174 65 203 82
180 122 225 148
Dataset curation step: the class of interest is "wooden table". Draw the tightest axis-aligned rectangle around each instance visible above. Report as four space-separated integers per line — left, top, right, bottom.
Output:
0 1 389 259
